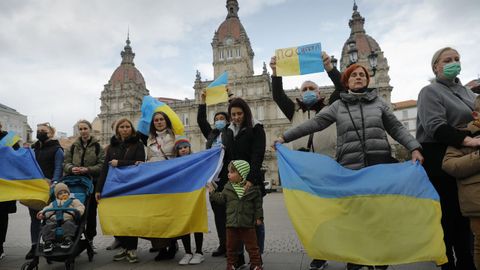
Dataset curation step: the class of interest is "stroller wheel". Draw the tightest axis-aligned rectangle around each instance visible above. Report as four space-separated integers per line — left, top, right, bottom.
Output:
21 262 38 270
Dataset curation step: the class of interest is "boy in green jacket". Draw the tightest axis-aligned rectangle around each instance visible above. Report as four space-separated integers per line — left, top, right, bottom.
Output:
208 160 263 270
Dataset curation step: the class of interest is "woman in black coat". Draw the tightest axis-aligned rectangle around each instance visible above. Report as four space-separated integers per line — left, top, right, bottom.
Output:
96 118 145 263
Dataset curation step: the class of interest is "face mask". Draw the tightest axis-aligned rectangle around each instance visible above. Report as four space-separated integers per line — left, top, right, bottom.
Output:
302 91 318 107
214 120 226 130
443 62 461 79
36 132 49 142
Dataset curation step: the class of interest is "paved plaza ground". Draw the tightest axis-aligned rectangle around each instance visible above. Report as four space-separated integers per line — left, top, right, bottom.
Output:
0 193 440 270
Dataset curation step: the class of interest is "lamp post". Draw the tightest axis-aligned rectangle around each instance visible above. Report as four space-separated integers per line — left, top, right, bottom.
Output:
330 55 338 69
368 50 378 77
347 38 358 65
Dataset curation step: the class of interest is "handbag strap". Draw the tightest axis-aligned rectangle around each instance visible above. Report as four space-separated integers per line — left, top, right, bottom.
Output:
343 101 368 166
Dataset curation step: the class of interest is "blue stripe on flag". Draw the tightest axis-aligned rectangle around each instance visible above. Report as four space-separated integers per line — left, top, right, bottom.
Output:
276 144 439 200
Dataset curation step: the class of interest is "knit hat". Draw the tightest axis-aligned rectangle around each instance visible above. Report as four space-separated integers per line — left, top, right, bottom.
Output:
174 135 191 149
232 160 250 181
54 183 70 197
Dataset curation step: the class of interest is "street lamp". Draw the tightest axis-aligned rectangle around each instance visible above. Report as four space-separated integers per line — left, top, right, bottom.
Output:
368 50 378 77
347 38 358 65
330 55 338 69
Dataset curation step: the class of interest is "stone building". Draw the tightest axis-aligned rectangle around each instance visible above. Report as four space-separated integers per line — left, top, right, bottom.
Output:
96 1 393 187
0 102 32 143
98 36 149 145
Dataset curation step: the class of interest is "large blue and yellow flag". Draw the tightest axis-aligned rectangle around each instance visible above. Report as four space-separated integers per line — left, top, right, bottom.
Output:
276 144 447 266
275 42 324 76
0 147 50 203
98 147 224 238
137 96 185 136
0 131 21 147
206 71 228 106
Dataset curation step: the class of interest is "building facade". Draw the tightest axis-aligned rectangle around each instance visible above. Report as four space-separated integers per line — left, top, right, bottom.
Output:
0 103 32 143
98 37 149 145
392 100 417 137
97 1 392 187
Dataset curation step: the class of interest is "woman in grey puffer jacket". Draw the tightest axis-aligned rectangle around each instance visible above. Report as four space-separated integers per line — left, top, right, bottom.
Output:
276 63 424 270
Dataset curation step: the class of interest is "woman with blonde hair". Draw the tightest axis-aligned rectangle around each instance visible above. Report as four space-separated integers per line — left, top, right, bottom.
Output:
417 47 477 270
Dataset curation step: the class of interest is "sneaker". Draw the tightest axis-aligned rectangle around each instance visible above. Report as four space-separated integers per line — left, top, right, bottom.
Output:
61 238 73 249
106 238 121 250
179 253 193 265
113 249 127 261
126 250 139 263
43 242 53 253
189 253 205 264
212 246 226 257
310 259 328 270
234 253 246 269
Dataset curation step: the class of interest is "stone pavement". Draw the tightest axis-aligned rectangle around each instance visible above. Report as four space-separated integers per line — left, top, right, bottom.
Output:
0 193 440 270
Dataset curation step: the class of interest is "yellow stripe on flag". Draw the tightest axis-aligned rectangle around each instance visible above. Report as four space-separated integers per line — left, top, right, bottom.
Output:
206 85 228 106
276 46 301 76
0 178 50 203
284 189 447 266
98 188 208 238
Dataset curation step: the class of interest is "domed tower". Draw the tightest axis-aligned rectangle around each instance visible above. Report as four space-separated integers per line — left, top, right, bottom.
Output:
340 2 392 104
98 36 149 145
211 0 255 80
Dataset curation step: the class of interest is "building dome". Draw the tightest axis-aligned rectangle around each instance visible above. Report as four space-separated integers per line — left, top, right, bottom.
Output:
217 17 246 43
108 37 146 88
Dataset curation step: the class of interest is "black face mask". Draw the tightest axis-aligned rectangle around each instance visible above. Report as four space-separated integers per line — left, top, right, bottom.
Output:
36 132 49 142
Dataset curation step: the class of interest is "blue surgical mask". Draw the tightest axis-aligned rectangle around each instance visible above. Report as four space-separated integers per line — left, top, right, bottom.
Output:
302 91 318 107
214 120 226 130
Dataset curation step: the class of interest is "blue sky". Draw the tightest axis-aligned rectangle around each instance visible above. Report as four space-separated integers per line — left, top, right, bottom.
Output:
0 0 478 135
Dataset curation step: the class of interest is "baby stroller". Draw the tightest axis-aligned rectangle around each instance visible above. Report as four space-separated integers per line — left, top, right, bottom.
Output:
21 175 95 270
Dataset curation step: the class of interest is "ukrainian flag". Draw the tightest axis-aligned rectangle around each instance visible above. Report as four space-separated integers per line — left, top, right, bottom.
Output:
0 131 21 147
275 42 325 76
276 144 447 266
137 96 185 136
98 147 224 238
0 147 50 204
206 71 228 106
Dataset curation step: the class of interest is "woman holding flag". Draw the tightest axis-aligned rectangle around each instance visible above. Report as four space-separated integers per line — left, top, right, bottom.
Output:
96 118 145 263
197 89 231 257
275 64 423 270
141 111 179 261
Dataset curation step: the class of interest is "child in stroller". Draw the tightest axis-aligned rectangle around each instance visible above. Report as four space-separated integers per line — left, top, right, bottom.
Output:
37 182 85 252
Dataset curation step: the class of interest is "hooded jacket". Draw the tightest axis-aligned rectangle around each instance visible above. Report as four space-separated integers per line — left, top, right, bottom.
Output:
283 89 421 170
442 121 480 217
210 183 263 228
63 136 105 179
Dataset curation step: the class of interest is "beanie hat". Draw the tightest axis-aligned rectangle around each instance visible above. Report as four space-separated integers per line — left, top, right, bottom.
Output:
340 64 370 90
232 160 250 181
174 135 191 149
54 183 70 197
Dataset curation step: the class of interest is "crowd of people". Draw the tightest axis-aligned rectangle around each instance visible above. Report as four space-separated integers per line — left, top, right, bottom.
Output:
0 46 479 270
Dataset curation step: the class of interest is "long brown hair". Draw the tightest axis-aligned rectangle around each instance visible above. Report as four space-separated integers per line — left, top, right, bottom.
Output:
228 98 253 129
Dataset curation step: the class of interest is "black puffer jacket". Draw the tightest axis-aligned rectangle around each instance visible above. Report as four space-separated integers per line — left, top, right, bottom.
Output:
96 134 145 193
